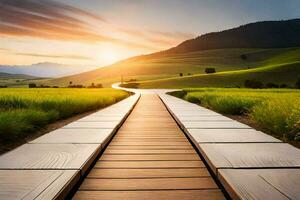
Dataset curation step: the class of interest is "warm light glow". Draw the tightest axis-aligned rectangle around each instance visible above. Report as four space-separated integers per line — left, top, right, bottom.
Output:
102 50 119 65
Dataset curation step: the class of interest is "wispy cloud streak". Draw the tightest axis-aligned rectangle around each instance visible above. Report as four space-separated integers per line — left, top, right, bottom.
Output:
0 0 194 51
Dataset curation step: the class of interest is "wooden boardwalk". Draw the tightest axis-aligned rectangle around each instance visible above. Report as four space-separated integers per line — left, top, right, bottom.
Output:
73 94 225 200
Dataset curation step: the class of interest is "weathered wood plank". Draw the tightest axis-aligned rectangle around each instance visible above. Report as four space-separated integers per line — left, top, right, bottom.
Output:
0 170 79 200
63 121 119 129
80 177 218 190
88 168 210 178
30 128 113 144
0 144 100 172
218 169 300 200
99 154 200 161
73 190 225 200
94 160 205 169
187 129 281 143
182 121 251 129
198 143 300 173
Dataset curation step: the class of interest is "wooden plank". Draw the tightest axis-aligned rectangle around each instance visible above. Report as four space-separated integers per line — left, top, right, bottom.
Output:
179 115 232 121
199 143 300 173
106 145 193 150
0 144 100 172
182 121 251 129
0 170 79 200
30 128 113 144
63 121 119 129
117 130 183 134
109 141 190 146
78 116 122 122
74 190 225 200
99 154 200 161
187 129 281 143
79 177 218 190
104 149 195 154
112 138 187 142
88 168 210 178
114 136 185 139
218 169 300 200
94 161 205 169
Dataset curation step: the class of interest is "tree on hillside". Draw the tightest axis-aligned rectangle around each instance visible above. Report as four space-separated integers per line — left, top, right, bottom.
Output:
28 83 36 88
296 76 300 89
179 73 183 77
205 68 216 74
244 79 263 89
240 54 247 60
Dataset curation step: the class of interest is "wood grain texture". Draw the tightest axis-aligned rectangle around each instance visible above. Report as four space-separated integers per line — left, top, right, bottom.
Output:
30 128 113 144
80 177 218 191
106 145 193 150
182 121 251 129
219 169 300 200
187 129 281 143
94 161 205 169
73 190 225 200
0 170 79 200
99 154 200 161
104 149 195 154
88 168 209 178
199 143 300 173
109 141 190 146
63 121 119 129
73 94 223 199
0 144 100 170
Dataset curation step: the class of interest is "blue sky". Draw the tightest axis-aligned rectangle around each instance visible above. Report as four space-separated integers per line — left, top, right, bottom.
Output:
0 0 299 66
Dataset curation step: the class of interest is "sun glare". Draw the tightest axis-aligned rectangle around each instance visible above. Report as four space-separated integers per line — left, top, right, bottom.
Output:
102 50 119 65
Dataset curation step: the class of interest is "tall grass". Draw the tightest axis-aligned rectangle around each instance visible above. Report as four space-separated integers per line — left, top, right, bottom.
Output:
0 88 129 141
174 88 300 141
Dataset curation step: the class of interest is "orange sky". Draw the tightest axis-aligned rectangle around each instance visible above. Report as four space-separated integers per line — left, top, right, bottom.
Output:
0 0 299 67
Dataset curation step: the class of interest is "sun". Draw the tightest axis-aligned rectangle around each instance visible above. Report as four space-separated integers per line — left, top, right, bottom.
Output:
102 50 119 65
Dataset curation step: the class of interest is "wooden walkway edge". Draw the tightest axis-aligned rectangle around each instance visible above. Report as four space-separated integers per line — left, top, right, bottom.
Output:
0 94 140 200
159 93 300 200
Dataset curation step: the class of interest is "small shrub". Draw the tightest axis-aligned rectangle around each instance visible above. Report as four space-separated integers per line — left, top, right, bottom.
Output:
179 73 183 77
240 54 247 60
28 83 37 88
296 76 300 89
205 68 216 74
280 84 288 88
244 79 263 89
265 82 279 88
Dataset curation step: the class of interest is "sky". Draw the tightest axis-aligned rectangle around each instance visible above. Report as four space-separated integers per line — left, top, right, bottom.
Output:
0 0 300 67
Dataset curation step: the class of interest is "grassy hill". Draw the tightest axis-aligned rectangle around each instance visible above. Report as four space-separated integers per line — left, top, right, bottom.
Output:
42 19 300 88
163 19 300 54
44 47 300 88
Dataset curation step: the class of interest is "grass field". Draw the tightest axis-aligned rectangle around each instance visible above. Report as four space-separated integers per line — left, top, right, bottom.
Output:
0 88 129 141
35 47 299 88
170 88 300 145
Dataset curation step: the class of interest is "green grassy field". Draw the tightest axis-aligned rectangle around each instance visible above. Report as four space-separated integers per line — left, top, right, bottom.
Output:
36 47 300 88
0 88 129 141
170 88 300 145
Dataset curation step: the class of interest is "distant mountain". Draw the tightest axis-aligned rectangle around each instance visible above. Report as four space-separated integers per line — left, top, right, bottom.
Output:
0 62 97 78
0 72 37 79
163 19 300 54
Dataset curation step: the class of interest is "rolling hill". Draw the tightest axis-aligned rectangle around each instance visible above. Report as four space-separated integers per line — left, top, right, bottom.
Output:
0 72 37 79
44 19 300 88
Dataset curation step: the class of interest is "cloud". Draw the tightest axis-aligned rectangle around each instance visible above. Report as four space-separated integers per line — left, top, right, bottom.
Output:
0 0 194 51
14 52 93 60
